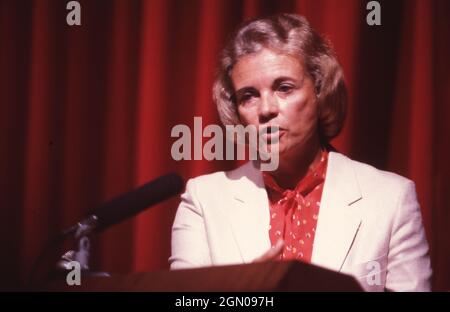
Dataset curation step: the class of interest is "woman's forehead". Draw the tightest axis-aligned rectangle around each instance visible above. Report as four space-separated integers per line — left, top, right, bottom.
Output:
231 49 306 88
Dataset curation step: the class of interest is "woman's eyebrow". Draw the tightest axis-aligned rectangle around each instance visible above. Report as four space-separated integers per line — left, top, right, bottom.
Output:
234 86 258 96
272 76 299 85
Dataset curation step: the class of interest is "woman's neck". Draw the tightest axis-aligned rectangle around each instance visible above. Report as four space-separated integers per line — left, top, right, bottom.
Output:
269 139 322 190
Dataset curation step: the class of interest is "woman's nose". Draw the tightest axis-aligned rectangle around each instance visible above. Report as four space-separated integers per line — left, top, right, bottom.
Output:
259 93 279 123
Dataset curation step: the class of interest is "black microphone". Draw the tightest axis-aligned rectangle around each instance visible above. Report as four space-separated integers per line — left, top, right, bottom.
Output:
60 172 184 238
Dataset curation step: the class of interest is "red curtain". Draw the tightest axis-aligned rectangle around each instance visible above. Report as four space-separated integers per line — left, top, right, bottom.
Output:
1 0 449 290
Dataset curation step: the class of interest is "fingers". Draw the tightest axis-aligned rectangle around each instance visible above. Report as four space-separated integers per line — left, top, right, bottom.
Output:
253 239 284 263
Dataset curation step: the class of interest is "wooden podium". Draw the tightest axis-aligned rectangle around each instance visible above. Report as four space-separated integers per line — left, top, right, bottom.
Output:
41 260 363 291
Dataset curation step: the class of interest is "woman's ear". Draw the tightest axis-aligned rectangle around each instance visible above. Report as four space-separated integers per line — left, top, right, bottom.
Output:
314 78 322 97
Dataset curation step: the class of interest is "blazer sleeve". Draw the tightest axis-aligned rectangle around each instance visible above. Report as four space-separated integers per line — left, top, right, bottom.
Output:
169 178 212 269
386 181 433 291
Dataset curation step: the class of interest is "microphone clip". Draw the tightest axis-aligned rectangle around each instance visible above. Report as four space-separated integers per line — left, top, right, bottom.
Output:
60 214 99 239
57 236 91 271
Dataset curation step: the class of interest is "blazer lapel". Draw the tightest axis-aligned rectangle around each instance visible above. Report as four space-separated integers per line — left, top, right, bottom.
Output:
224 161 272 264
222 152 362 269
311 152 362 271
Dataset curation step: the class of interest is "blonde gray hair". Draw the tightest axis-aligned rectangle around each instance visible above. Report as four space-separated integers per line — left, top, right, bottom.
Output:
213 13 347 143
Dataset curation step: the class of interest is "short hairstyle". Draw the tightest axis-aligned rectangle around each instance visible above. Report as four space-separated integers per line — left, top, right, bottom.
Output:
213 13 347 143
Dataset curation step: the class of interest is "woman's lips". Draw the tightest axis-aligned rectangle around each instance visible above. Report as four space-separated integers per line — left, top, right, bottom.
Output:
260 128 285 143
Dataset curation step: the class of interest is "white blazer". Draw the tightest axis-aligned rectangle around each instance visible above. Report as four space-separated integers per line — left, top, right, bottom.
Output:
169 152 432 291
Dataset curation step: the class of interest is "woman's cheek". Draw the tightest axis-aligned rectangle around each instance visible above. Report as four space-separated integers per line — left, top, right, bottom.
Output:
238 106 257 125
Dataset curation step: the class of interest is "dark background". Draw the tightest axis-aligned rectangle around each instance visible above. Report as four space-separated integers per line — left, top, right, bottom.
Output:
1 0 449 290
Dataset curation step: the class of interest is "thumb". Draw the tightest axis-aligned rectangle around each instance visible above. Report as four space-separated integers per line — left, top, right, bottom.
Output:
253 239 284 262
268 239 284 258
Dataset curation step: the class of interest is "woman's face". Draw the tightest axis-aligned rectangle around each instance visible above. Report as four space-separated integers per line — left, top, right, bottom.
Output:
231 48 320 160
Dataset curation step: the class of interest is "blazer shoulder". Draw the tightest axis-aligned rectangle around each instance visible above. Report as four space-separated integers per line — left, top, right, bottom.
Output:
334 152 415 195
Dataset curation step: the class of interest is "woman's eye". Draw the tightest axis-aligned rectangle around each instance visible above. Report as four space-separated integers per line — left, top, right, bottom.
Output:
277 84 294 93
239 92 256 104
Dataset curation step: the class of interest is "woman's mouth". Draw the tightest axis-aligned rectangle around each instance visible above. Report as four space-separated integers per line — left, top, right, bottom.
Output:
259 127 285 144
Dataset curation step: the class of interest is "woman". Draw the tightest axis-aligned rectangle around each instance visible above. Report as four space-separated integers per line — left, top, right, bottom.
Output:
169 13 432 291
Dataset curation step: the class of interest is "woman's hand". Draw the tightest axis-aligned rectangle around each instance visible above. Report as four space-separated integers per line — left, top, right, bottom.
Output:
253 239 284 262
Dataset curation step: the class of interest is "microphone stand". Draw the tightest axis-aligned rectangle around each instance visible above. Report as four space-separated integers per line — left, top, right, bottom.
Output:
56 215 110 279
28 172 184 289
27 216 109 290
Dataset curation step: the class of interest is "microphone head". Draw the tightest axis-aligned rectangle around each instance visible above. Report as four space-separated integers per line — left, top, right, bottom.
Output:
92 172 184 232
59 173 184 239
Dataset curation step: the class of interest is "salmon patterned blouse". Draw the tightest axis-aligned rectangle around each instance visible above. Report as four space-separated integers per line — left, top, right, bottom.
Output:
263 150 328 262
